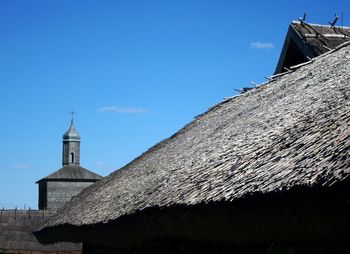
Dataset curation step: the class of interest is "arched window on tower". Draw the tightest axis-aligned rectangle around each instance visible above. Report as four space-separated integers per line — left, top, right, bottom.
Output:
71 152 75 163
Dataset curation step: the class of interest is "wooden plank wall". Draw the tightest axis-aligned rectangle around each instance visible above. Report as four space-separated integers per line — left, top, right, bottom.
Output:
47 182 94 210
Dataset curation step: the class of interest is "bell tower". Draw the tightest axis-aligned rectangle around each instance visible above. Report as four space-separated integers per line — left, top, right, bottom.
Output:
37 113 102 210
62 114 80 166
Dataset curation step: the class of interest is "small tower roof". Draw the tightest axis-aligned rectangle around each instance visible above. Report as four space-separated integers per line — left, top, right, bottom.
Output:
62 121 80 141
36 165 102 183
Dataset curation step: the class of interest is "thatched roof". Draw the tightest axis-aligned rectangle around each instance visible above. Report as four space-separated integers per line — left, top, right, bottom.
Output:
0 209 81 253
37 41 350 235
33 44 350 251
275 21 350 74
36 165 102 183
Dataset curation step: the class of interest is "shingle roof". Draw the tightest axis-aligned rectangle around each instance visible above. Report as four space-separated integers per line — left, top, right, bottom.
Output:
38 42 350 235
36 165 102 183
0 209 81 253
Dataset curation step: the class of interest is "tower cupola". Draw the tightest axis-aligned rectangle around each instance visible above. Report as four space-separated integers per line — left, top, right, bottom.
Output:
63 120 80 141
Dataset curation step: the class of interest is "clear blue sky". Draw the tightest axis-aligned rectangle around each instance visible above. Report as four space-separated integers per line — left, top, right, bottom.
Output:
0 0 349 209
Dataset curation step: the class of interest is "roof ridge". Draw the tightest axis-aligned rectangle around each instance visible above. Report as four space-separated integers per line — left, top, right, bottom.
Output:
206 40 350 115
265 40 350 81
291 20 350 29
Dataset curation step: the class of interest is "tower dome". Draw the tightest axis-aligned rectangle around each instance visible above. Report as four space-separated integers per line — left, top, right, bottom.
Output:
62 121 80 141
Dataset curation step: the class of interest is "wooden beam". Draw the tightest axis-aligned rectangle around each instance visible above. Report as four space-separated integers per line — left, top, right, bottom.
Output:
304 33 348 38
301 22 329 41
322 45 333 51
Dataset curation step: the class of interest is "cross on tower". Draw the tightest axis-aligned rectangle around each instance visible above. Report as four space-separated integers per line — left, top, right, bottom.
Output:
69 111 77 124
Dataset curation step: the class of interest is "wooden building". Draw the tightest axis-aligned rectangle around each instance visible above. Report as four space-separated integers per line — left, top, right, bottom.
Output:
36 22 350 253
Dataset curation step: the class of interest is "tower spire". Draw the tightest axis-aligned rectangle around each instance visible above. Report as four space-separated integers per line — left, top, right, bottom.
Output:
69 111 76 125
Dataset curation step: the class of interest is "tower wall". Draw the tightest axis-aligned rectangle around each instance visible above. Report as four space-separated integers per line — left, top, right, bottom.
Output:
62 141 81 166
45 180 95 210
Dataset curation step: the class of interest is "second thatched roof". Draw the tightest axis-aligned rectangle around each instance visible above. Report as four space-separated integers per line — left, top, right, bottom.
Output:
275 21 350 74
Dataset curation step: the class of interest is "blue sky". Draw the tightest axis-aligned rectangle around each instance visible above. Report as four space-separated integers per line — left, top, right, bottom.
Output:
0 0 349 209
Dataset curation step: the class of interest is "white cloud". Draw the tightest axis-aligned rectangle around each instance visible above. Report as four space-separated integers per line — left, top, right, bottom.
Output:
11 163 31 169
99 106 147 114
96 161 105 167
250 41 274 49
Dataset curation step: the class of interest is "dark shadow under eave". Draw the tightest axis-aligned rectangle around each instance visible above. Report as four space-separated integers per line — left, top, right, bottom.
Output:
35 178 350 253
